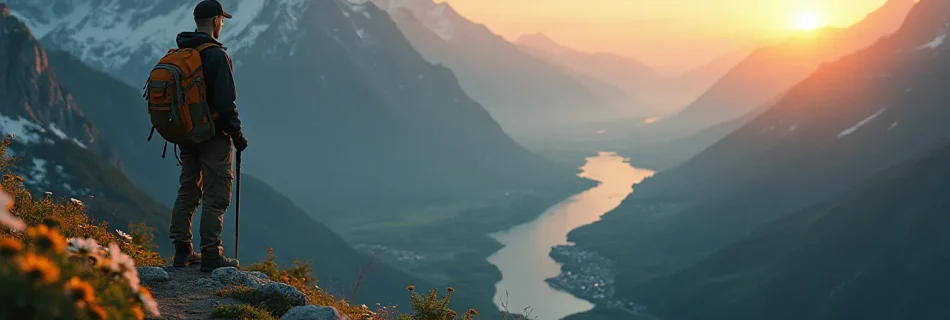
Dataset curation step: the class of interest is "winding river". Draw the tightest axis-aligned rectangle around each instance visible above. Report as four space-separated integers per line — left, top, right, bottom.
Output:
487 152 654 320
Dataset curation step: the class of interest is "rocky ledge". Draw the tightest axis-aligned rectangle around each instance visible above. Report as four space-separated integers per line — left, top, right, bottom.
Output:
141 265 348 320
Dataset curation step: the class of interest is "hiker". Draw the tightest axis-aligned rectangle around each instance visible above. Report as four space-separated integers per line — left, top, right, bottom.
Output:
166 0 248 272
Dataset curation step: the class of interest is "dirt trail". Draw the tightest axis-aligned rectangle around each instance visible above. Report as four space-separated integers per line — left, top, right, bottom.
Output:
144 265 242 320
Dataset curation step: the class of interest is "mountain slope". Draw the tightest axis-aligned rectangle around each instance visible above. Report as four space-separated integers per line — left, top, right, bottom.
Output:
33 22 467 310
0 4 170 234
569 0 950 301
7 0 575 212
370 0 636 138
651 0 915 139
633 140 950 320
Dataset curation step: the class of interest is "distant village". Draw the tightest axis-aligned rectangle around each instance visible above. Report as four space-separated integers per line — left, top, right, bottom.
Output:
547 244 648 315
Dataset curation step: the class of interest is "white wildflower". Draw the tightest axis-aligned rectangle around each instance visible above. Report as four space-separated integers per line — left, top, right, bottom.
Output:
67 237 101 255
0 188 24 231
139 290 160 317
44 191 52 197
107 242 140 291
70 198 84 206
116 229 133 241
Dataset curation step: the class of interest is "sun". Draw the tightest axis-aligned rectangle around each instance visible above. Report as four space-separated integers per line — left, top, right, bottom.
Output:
792 11 824 31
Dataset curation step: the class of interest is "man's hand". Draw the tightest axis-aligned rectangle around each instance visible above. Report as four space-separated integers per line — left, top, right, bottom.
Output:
232 132 248 152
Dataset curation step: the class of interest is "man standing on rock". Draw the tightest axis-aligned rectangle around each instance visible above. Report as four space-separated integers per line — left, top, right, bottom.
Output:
169 0 249 272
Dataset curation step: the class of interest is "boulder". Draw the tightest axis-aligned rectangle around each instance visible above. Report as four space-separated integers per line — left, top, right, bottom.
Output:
136 267 169 283
260 282 309 307
280 306 350 320
211 267 269 289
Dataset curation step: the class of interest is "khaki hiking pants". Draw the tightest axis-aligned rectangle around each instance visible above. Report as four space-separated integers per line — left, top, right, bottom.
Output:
169 136 234 256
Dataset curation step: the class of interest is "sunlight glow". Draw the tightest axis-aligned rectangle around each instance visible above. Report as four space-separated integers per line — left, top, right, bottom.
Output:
793 10 824 31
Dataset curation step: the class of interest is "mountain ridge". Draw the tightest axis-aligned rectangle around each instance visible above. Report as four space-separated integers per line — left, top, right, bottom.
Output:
369 0 638 139
568 0 950 311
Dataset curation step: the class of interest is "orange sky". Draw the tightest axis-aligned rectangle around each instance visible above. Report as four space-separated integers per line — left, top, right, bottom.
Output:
439 0 890 74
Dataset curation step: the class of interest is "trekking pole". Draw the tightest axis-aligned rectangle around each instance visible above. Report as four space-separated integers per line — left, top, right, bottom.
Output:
234 150 242 260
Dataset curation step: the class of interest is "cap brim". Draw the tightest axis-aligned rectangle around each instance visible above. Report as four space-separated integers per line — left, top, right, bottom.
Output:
222 11 232 19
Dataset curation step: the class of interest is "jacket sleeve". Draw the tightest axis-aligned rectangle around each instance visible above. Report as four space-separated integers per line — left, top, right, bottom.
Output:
205 48 242 136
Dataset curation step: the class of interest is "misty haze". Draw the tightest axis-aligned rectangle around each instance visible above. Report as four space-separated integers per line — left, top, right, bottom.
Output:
0 0 947 320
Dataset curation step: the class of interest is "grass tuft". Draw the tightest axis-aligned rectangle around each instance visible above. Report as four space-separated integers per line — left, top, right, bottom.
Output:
218 286 296 318
211 304 277 320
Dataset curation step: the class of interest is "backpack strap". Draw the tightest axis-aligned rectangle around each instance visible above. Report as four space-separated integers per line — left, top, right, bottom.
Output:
195 43 221 53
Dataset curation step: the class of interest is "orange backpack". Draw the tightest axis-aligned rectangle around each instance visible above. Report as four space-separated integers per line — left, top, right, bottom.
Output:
144 43 219 149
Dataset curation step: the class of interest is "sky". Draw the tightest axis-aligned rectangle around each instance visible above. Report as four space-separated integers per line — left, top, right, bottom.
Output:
439 0 891 74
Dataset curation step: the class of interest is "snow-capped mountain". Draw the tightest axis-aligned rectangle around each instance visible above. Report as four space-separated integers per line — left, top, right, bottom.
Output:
5 0 576 213
0 4 173 232
0 3 115 163
6 0 314 85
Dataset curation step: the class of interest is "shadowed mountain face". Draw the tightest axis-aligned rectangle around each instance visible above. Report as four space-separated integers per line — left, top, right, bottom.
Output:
568 0 950 306
1 5 464 308
0 4 169 231
369 0 638 139
6 0 574 212
641 0 916 140
630 142 950 320
0 5 114 162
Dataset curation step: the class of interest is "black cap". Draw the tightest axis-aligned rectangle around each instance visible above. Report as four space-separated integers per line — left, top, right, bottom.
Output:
194 0 232 19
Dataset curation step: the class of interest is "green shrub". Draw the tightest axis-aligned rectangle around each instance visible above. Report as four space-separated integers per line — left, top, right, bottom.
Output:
400 287 477 320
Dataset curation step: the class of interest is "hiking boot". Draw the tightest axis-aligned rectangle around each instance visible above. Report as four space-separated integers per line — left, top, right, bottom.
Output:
173 243 201 268
200 253 239 272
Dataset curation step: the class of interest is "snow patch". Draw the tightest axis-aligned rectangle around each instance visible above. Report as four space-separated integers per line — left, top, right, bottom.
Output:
838 108 886 138
47 123 87 148
342 1 373 19
888 121 899 131
24 158 48 186
0 114 46 144
48 123 68 140
918 32 947 50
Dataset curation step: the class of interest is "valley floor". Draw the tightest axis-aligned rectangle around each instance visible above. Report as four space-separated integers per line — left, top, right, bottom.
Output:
325 184 590 316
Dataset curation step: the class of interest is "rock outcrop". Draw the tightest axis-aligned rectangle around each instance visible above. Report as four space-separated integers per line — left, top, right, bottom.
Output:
281 305 350 320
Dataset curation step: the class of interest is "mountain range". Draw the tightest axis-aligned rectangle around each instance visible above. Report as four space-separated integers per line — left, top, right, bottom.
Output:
643 0 916 141
0 1 508 310
368 0 639 141
516 33 748 117
568 0 950 317
6 0 578 214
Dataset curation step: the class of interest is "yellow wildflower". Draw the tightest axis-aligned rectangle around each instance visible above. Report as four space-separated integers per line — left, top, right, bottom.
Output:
27 225 67 253
19 253 60 285
0 238 23 257
64 276 95 304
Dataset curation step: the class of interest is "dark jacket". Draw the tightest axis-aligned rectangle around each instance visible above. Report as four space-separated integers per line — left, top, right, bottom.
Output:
175 31 242 137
